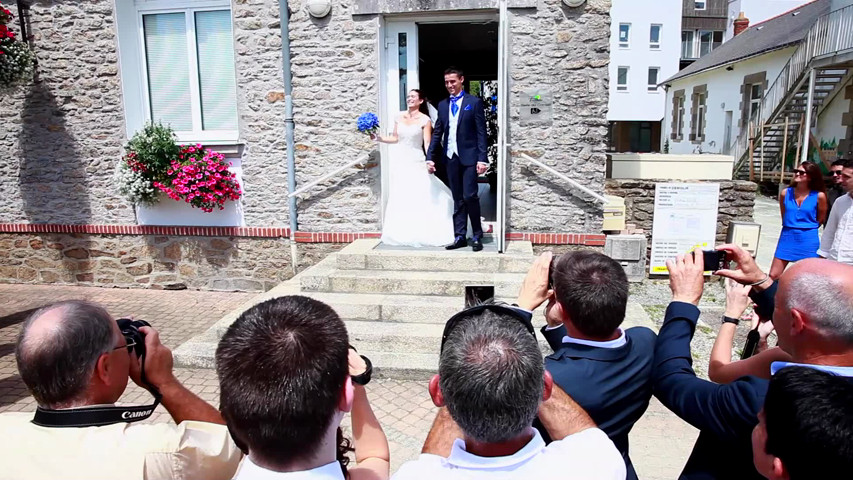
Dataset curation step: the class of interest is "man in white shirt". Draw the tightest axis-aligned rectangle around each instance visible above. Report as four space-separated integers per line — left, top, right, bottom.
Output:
818 160 853 264
0 300 242 480
392 304 625 480
217 296 389 480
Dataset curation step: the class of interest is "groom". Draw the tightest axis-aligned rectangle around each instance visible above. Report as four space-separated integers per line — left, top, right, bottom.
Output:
426 67 489 252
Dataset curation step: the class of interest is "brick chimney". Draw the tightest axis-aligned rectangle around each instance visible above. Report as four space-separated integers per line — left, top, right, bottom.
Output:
734 12 750 36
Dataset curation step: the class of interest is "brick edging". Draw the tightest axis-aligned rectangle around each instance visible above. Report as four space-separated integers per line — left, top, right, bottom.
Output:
0 224 606 245
0 223 290 238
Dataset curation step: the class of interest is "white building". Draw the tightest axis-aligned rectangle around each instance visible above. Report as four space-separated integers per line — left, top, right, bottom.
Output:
725 0 814 39
608 0 682 153
662 0 853 179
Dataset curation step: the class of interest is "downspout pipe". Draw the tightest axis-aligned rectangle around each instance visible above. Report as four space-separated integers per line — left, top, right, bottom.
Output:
279 1 299 273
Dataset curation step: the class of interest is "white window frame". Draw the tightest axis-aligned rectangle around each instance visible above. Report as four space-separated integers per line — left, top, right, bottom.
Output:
749 84 763 123
650 24 661 49
681 30 696 59
117 0 239 144
647 67 660 92
696 93 707 140
695 1 706 10
617 66 629 92
675 96 685 139
618 23 631 48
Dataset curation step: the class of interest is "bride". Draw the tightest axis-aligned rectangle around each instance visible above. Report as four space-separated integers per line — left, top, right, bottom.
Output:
373 90 455 247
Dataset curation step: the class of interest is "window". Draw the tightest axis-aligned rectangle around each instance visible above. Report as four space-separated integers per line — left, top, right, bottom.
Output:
681 31 696 59
619 23 630 48
671 90 686 141
617 66 629 91
695 1 706 9
749 84 762 122
695 93 707 140
648 67 660 92
650 24 661 49
683 30 723 59
137 2 238 143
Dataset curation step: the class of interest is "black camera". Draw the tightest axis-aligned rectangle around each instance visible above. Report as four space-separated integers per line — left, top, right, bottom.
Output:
116 318 150 358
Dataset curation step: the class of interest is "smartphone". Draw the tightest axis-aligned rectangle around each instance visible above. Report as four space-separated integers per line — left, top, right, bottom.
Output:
701 250 728 272
740 328 760 360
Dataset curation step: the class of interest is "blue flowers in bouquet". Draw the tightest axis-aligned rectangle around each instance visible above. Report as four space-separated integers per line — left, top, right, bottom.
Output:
356 112 380 135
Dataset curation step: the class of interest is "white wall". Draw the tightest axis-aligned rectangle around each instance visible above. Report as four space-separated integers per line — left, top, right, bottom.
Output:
663 47 796 154
726 1 813 40
815 77 852 159
608 0 682 122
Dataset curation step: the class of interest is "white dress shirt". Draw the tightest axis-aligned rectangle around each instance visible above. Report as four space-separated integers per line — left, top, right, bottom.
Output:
818 193 853 265
392 428 625 480
233 457 345 480
446 93 464 158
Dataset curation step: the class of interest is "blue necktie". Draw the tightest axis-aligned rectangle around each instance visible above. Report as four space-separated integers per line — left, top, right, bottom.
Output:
450 93 463 116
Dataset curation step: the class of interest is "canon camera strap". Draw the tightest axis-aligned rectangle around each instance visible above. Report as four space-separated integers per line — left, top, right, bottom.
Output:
31 348 163 428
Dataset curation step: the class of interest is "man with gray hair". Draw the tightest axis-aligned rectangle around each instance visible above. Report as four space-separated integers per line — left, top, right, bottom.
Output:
0 300 242 480
393 304 624 479
654 248 853 479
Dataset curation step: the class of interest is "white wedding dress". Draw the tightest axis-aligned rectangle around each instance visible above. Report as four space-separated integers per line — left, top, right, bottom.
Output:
381 117 455 247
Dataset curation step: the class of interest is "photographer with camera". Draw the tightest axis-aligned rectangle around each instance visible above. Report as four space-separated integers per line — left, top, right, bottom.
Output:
654 247 853 479
516 251 656 480
0 300 242 480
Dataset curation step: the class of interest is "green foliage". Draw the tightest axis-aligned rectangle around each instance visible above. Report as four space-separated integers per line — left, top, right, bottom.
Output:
0 4 34 89
116 123 180 205
124 122 181 183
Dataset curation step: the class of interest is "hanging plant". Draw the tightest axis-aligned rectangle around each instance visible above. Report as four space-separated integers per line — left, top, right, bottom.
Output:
0 4 34 89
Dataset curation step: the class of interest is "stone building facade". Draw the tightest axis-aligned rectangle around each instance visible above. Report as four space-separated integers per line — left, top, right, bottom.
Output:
0 0 613 291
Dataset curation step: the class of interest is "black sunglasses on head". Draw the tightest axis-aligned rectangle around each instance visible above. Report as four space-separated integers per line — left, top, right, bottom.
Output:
440 304 536 353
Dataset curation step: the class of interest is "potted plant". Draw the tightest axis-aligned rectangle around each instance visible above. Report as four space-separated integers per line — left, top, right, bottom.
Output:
0 3 34 89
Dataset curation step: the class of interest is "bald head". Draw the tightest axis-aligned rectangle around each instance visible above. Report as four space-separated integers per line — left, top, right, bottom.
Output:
778 259 853 346
15 301 116 408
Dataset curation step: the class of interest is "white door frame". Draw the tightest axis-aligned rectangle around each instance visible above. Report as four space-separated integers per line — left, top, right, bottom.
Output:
378 11 506 249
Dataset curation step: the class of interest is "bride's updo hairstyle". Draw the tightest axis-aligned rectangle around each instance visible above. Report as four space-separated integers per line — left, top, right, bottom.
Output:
411 89 430 116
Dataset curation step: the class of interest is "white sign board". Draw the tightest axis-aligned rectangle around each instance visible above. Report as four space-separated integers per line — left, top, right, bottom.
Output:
649 183 720 275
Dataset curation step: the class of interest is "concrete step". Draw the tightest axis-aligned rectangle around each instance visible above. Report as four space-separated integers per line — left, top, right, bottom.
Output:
335 239 535 273
301 269 525 298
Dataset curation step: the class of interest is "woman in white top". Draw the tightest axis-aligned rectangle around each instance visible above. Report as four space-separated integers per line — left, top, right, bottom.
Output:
373 90 455 247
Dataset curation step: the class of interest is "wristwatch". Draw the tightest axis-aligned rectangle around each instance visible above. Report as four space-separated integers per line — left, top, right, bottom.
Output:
351 354 373 386
348 346 373 386
721 315 741 325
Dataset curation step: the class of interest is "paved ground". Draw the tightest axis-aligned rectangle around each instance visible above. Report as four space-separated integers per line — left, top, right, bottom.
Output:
754 193 781 271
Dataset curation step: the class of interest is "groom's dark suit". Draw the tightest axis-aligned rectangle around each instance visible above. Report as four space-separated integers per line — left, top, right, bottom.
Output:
426 93 488 239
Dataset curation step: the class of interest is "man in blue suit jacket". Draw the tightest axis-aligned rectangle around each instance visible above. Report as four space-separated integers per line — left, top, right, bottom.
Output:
517 251 656 480
426 67 489 252
656 247 853 479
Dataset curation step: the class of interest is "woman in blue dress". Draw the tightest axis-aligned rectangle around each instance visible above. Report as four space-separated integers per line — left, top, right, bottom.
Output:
771 161 827 279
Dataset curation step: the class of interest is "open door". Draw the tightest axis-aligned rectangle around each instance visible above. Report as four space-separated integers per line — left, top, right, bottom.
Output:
381 22 420 219
496 0 509 253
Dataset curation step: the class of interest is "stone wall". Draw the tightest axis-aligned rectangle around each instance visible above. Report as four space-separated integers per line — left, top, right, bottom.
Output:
232 0 290 227
286 0 382 232
507 0 611 233
605 179 758 244
0 234 342 292
0 0 133 225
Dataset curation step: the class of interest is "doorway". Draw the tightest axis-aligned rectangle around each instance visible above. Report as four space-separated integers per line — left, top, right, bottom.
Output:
381 15 505 250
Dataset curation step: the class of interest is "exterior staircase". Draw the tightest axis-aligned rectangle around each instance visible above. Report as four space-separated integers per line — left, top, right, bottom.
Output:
173 239 655 380
733 4 853 181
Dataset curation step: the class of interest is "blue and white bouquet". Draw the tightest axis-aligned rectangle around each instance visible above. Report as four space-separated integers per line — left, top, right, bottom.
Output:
356 112 380 136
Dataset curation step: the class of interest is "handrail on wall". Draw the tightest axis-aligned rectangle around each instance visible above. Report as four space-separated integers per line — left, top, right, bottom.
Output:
287 154 371 199
518 153 608 205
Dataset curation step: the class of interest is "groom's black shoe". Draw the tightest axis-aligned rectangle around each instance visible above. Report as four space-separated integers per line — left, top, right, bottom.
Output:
446 236 467 250
471 236 483 252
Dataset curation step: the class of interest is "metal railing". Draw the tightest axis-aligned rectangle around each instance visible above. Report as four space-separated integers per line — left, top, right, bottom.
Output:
287 153 370 198
731 4 853 174
518 153 607 204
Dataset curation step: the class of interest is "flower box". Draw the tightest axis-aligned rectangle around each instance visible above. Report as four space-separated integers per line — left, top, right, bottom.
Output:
136 193 244 226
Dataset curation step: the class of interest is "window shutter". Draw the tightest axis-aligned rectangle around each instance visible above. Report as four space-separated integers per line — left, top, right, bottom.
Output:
195 10 239 131
143 13 193 131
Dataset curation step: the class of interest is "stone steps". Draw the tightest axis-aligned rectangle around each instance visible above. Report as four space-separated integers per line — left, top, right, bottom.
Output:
173 239 659 379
